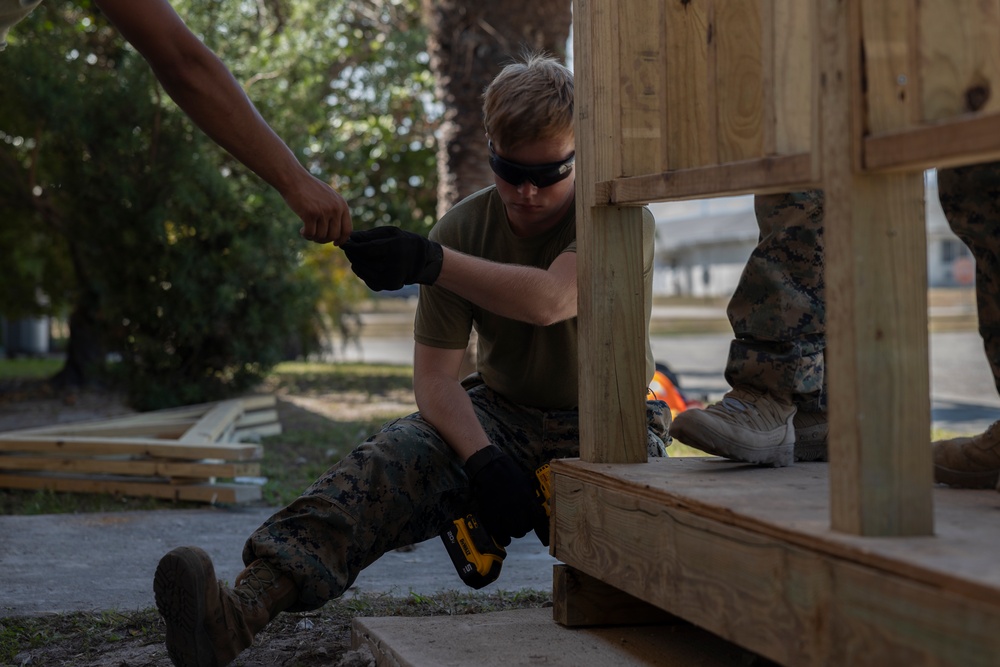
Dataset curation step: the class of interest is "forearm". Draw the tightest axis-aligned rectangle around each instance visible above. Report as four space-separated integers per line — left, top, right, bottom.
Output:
96 0 306 196
139 40 306 195
435 248 576 325
414 374 491 462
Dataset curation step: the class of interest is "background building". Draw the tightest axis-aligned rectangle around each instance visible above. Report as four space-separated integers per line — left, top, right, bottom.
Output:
651 171 973 297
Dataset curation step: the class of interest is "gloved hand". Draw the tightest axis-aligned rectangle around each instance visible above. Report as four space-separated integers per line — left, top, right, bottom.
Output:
464 445 550 547
342 226 444 291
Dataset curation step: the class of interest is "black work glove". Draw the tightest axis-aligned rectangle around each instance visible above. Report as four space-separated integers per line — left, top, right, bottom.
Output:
342 226 443 291
464 445 550 548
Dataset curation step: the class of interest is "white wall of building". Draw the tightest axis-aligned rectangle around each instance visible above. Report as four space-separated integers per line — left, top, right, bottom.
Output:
650 175 972 297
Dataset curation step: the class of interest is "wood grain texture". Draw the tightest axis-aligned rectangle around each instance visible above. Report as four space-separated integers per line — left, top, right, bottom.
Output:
822 0 933 536
552 459 1000 666
664 0 715 169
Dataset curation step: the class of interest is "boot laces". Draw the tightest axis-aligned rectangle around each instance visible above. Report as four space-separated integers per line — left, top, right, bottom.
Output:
707 387 791 431
234 562 280 604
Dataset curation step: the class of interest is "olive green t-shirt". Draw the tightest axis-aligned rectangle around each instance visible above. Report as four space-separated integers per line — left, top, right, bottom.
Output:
414 185 655 410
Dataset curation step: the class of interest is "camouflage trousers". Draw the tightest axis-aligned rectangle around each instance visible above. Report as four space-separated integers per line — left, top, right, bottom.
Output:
243 379 670 611
726 190 827 413
938 162 1000 395
728 162 1000 410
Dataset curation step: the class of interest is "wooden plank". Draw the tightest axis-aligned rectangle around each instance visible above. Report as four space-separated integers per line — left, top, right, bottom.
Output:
664 0 715 169
552 458 1000 601
0 422 193 440
617 0 665 177
772 0 814 156
714 0 764 162
179 400 245 444
917 0 1000 122
552 564 679 628
0 435 262 461
823 0 932 536
0 472 262 503
551 459 1000 666
860 0 920 133
574 0 646 465
864 112 1000 172
231 422 282 441
576 206 649 464
601 153 816 205
0 412 202 438
0 396 276 439
233 409 279 429
0 454 259 478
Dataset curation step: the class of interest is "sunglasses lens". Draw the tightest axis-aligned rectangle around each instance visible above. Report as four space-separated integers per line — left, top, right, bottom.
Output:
489 155 528 185
488 151 574 188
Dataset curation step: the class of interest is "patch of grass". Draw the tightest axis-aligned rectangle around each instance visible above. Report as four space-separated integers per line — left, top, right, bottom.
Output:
268 361 413 395
0 357 63 380
0 608 162 665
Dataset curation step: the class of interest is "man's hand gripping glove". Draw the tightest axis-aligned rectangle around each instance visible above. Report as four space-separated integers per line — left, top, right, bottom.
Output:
464 445 550 547
342 226 443 291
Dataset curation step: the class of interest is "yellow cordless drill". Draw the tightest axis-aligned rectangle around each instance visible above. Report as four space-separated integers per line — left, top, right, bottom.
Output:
441 462 552 589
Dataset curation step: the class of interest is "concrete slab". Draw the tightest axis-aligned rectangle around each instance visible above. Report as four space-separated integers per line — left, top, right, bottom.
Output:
352 607 765 667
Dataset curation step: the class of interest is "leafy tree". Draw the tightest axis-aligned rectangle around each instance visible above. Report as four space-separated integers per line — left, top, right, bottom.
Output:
0 0 439 409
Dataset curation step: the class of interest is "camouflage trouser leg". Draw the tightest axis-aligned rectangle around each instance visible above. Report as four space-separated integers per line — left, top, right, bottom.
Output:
725 190 827 413
243 382 668 611
937 163 1000 396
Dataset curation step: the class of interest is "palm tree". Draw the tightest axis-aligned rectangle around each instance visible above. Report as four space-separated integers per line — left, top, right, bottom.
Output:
422 0 572 216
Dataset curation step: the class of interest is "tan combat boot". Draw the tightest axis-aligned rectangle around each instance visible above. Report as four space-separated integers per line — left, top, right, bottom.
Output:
932 420 1000 489
669 386 796 467
154 546 298 667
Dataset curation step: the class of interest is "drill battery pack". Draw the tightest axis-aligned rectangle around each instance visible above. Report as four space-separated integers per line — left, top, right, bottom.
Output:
441 513 506 589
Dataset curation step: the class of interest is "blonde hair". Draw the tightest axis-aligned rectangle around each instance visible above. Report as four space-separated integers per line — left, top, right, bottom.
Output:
482 52 574 151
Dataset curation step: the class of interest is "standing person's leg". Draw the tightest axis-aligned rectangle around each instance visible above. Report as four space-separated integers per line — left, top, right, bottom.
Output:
669 190 826 466
933 163 1000 488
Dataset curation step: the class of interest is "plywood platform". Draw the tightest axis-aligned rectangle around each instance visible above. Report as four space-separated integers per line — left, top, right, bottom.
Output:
551 457 1000 666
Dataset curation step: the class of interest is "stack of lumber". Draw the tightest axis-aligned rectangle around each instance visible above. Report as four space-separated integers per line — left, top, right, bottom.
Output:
0 395 279 504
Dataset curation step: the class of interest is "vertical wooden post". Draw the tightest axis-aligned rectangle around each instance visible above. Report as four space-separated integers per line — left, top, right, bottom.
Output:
820 0 933 536
575 0 648 464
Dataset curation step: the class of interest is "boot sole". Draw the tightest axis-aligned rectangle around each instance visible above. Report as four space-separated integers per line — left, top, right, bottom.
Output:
934 465 1000 489
154 549 218 667
793 428 828 462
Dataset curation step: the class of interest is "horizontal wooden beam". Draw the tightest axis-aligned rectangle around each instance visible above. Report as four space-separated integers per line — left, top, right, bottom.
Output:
0 435 262 461
0 454 259 479
599 153 816 205
0 472 262 504
551 458 1000 666
864 112 1000 173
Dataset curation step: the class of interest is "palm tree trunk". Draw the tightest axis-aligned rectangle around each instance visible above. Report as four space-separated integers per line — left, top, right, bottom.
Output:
422 0 572 217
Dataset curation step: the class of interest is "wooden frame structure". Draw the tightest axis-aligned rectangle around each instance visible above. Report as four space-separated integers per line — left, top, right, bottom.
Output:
552 1 1000 663
0 396 276 503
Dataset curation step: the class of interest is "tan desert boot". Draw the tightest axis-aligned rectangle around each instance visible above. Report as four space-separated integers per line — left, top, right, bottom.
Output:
932 420 1000 489
154 546 298 667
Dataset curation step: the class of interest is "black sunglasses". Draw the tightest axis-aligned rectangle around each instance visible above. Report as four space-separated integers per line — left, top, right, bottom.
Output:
488 141 575 188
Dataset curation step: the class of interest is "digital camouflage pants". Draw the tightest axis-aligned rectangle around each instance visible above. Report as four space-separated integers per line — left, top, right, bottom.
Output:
726 190 827 413
243 379 670 611
937 163 1000 395
728 161 1000 412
